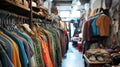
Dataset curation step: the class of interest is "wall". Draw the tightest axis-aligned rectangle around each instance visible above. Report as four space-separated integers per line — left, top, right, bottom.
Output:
107 0 120 47
89 0 120 47
119 7 120 45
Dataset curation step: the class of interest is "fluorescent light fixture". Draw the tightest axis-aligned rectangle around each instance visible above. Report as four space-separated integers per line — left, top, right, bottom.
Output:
50 0 53 2
59 11 70 17
77 0 81 5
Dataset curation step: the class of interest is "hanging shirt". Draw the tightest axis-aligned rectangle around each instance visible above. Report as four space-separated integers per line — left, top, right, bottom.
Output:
42 29 56 67
0 44 14 67
43 27 60 67
36 26 54 67
96 15 112 36
14 28 37 67
0 41 7 67
48 28 62 66
32 25 45 67
90 17 100 36
33 38 45 67
85 20 92 41
0 31 21 67
0 36 13 67
2 29 28 67
13 33 34 67
38 35 53 67
0 35 12 60
81 21 87 40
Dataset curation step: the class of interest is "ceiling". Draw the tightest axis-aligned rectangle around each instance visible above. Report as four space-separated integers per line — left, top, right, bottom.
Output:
52 0 90 11
52 0 90 5
53 0 72 6
51 0 90 20
52 0 72 11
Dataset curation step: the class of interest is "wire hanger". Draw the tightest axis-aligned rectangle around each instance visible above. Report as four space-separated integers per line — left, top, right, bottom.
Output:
0 10 30 31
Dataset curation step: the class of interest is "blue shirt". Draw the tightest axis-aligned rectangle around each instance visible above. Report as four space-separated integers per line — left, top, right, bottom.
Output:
0 42 14 67
14 28 37 67
3 29 29 67
0 35 12 60
90 17 100 36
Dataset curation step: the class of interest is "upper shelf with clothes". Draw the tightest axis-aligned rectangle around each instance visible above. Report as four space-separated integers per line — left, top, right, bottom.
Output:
0 0 44 18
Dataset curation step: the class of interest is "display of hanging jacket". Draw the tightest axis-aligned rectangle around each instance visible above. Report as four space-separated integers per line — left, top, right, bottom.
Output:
0 30 21 67
96 14 112 37
13 33 34 67
0 21 68 67
90 17 100 36
82 14 112 41
2 28 29 67
0 36 13 67
14 28 37 67
37 32 53 67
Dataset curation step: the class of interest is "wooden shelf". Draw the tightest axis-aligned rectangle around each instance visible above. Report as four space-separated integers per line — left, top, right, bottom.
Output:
84 55 106 64
0 0 43 18
8 1 30 11
0 0 30 17
32 11 45 19
84 55 108 67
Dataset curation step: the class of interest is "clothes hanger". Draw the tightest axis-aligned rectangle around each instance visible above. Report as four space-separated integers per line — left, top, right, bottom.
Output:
0 14 3 27
3 13 10 30
11 15 16 31
0 13 8 31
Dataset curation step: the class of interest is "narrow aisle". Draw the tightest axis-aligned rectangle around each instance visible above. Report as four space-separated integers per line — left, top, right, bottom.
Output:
62 42 84 67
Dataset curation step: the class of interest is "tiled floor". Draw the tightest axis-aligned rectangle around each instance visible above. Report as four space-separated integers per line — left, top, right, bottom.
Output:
62 42 84 67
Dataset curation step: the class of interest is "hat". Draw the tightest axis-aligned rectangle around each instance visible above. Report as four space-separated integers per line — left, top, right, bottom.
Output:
32 1 37 7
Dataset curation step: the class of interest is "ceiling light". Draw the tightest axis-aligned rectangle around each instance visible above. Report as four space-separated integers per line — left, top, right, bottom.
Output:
77 0 81 5
50 0 53 2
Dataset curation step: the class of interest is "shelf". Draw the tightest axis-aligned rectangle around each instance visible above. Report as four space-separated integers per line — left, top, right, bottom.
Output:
0 0 30 17
32 11 45 19
0 0 43 18
84 55 108 67
84 55 107 64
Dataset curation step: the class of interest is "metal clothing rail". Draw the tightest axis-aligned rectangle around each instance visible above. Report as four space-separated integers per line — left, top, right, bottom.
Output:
32 18 53 29
0 9 30 31
88 12 103 20
32 18 51 24
0 9 29 20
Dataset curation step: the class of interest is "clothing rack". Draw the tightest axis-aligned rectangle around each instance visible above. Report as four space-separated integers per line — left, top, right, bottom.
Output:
88 12 103 20
0 10 29 20
0 10 30 31
32 18 52 24
33 20 53 29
